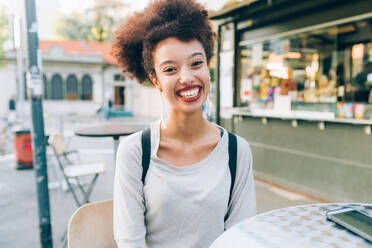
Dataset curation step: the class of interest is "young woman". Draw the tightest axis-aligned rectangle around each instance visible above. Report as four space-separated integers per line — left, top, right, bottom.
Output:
111 0 256 247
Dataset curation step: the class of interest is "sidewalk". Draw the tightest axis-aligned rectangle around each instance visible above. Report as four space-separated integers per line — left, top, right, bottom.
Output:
0 116 320 247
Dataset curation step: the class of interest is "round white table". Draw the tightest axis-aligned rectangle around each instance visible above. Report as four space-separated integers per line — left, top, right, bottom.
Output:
210 203 372 248
75 124 145 162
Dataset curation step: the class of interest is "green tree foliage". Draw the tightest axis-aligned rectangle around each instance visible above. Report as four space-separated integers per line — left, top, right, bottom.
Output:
54 0 129 42
0 5 9 63
54 11 91 41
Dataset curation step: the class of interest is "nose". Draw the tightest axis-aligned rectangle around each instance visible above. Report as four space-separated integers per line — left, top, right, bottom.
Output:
179 66 194 85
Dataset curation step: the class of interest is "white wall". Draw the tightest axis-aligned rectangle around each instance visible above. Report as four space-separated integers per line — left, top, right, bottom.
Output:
103 66 119 103
7 100 101 120
0 63 17 117
132 83 169 118
43 100 100 116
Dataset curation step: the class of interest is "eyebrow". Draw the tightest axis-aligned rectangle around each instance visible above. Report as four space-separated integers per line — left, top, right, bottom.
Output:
190 52 204 58
158 52 205 68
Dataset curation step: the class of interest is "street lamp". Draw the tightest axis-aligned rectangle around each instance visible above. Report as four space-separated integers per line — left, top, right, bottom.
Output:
24 0 53 247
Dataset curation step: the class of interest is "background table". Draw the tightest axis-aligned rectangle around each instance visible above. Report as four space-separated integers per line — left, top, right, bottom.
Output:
211 203 372 248
75 124 145 161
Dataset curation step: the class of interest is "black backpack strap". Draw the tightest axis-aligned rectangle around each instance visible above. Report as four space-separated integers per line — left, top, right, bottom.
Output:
142 127 237 222
141 128 151 184
225 131 237 222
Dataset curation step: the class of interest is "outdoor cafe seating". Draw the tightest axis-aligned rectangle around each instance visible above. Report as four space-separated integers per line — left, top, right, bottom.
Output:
50 134 106 207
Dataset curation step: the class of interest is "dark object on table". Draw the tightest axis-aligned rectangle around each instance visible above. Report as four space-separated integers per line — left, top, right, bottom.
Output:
326 207 372 243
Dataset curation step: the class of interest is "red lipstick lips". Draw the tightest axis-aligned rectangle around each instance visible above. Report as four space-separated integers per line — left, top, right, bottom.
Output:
176 85 202 102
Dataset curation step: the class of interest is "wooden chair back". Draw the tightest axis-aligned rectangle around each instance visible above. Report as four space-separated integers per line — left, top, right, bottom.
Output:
52 134 67 156
68 199 116 248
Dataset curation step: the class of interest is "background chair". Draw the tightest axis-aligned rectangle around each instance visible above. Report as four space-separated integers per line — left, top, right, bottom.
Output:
51 134 106 207
68 200 117 248
51 134 107 247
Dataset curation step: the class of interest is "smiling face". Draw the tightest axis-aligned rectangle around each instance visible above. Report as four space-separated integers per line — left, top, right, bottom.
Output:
150 37 210 115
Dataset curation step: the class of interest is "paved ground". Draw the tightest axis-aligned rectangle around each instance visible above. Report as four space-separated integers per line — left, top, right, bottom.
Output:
0 116 320 248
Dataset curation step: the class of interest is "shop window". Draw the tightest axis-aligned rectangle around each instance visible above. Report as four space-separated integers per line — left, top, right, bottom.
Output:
237 17 372 117
66 75 78 100
43 74 48 99
81 75 93 100
51 74 64 100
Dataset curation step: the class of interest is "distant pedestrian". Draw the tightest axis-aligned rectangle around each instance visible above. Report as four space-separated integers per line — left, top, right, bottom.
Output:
8 95 16 124
108 98 113 110
111 1 256 247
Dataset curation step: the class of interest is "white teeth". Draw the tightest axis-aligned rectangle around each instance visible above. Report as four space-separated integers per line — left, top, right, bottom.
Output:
179 88 200 98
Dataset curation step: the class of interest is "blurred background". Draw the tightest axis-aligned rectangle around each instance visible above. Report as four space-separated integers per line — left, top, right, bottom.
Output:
0 0 371 247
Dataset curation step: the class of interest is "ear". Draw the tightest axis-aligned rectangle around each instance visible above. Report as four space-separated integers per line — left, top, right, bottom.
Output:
149 74 162 92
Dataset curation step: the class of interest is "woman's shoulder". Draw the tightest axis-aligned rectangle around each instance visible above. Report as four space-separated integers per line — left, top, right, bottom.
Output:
222 131 252 157
117 130 143 158
235 134 251 150
218 127 251 151
228 133 253 175
117 120 159 158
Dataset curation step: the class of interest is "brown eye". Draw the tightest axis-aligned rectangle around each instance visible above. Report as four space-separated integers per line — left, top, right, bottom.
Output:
164 67 176 73
192 61 204 66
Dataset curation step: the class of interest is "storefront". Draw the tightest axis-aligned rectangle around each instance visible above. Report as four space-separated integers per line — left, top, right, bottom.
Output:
212 0 372 202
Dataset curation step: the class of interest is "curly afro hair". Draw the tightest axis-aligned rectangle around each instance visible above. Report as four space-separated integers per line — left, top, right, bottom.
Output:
111 0 216 84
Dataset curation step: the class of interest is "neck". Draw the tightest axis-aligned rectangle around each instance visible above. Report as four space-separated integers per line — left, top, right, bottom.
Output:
162 108 208 143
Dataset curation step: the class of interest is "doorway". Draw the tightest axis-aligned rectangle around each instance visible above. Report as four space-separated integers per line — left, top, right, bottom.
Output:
114 86 125 106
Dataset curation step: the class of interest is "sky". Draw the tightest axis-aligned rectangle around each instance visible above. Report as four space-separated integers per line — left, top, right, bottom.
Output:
4 0 230 40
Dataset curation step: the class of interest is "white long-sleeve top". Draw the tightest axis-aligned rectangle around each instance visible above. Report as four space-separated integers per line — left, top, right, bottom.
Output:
113 120 256 248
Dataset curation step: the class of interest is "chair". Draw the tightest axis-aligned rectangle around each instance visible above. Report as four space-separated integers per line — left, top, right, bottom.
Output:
68 200 117 248
50 134 106 207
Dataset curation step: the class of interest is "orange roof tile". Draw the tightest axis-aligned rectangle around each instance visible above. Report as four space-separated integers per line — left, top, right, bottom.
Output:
39 40 117 65
85 41 117 65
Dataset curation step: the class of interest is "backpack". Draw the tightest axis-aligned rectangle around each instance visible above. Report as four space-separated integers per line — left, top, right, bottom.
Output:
140 127 237 221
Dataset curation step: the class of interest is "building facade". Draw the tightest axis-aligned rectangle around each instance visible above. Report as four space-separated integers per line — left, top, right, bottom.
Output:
0 40 162 119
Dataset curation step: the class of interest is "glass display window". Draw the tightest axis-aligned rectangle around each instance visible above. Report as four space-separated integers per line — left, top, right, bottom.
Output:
237 17 372 118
